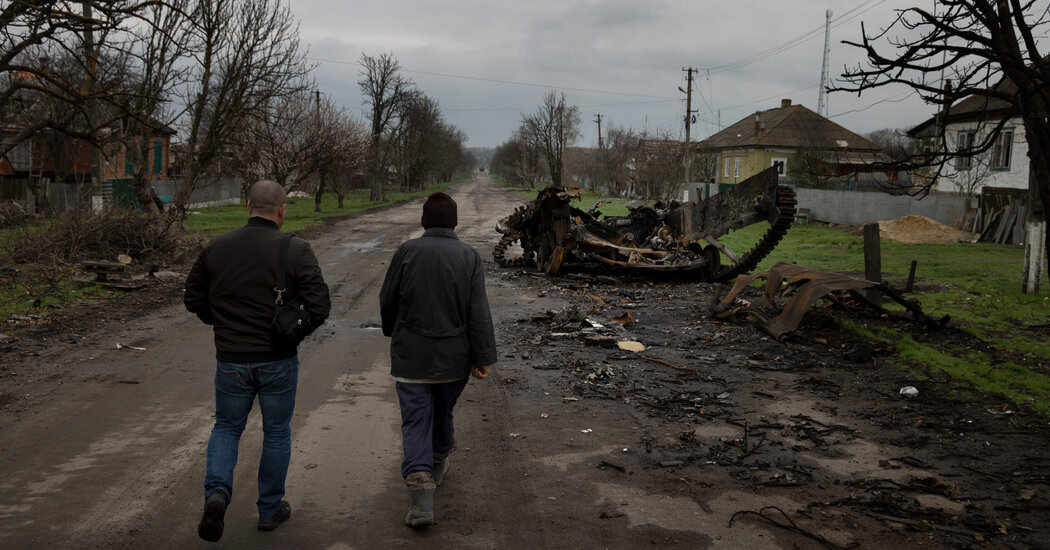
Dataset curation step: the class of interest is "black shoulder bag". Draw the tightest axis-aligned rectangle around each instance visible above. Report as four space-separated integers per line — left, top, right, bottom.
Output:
271 234 313 347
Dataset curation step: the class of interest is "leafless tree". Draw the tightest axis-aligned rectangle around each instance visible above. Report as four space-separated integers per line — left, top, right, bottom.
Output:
588 125 638 197
0 1 130 158
358 52 413 202
491 133 543 189
834 0 1050 291
170 0 311 217
118 0 194 218
518 91 581 188
634 131 686 202
864 128 914 162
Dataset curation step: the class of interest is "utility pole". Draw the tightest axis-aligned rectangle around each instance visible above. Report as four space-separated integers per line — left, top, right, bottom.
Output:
679 67 697 184
593 114 603 149
82 1 103 210
314 90 324 212
817 9 832 117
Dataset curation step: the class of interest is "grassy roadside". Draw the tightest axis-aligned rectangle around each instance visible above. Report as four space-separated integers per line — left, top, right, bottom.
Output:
0 180 464 325
185 180 462 237
492 177 1050 416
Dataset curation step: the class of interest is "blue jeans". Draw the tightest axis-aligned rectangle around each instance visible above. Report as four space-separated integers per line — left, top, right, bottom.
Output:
396 378 469 478
204 357 298 517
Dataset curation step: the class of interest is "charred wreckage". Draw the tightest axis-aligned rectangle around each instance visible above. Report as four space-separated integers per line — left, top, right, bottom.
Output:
493 166 945 338
494 166 797 283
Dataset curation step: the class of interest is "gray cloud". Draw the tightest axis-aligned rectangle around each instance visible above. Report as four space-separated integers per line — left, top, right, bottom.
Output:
296 0 939 147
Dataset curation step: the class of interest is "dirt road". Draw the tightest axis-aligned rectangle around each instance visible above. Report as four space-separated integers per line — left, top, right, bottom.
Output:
1 173 1048 549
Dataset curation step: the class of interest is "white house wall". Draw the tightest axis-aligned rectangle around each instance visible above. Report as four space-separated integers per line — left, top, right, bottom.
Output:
938 117 1029 193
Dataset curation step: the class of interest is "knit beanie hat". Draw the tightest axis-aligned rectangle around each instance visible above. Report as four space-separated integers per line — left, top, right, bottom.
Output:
421 192 457 229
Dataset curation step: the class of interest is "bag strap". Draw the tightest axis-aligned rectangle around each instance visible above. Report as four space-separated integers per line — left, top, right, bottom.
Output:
274 234 292 305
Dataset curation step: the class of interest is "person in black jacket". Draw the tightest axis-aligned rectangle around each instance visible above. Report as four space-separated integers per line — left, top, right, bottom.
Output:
185 180 330 542
379 191 497 528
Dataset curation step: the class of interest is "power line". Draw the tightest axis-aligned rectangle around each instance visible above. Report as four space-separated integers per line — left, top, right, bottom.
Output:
721 84 819 111
308 56 676 100
702 0 886 75
828 91 918 118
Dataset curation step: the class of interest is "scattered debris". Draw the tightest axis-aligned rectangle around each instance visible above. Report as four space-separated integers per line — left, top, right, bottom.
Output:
115 343 146 351
609 312 635 327
616 341 645 352
712 262 949 339
900 386 919 398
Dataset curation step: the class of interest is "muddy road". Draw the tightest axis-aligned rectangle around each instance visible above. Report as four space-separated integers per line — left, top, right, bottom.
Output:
1 173 1048 549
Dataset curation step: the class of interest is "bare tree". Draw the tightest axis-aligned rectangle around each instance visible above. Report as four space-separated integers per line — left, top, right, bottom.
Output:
590 125 639 197
519 91 581 188
864 128 914 162
491 133 543 189
834 1 1050 291
0 1 130 158
634 132 686 202
118 0 194 218
358 52 413 202
171 0 311 217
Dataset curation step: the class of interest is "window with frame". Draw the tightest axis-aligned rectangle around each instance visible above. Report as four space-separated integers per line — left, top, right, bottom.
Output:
734 157 740 178
724 157 731 178
771 157 787 176
955 130 976 170
990 129 1013 170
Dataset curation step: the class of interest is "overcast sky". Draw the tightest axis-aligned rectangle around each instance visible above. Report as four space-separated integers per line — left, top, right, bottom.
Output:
293 0 937 148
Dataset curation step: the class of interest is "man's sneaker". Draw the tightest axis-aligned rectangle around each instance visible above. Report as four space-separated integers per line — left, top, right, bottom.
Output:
197 491 228 542
257 500 292 531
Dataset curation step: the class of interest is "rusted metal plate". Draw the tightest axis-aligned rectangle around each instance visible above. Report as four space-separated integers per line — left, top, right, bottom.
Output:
714 262 944 339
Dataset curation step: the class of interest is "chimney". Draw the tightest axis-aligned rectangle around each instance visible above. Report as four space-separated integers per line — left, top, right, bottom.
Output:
754 114 761 136
781 98 792 108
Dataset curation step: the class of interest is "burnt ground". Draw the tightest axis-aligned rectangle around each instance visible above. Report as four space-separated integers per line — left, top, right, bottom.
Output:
486 268 1050 549
1 177 1048 548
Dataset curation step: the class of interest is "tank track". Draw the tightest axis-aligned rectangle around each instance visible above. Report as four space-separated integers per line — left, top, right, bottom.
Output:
493 204 534 267
708 185 797 282
493 185 797 281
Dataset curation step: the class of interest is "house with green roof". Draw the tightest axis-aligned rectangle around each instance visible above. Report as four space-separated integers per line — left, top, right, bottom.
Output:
697 99 893 190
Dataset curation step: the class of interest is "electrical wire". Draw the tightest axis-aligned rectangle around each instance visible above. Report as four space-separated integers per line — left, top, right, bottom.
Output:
703 0 886 75
308 56 677 100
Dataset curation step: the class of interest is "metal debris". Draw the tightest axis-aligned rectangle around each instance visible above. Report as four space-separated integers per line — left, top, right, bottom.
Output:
712 262 949 339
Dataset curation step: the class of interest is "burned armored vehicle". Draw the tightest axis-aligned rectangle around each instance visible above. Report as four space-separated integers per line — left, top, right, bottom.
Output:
494 166 796 282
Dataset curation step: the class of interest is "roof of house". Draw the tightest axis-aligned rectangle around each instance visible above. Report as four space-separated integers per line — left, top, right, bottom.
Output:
907 76 1020 137
698 99 882 152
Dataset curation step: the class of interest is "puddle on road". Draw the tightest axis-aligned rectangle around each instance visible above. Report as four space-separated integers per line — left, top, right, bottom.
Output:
336 240 392 254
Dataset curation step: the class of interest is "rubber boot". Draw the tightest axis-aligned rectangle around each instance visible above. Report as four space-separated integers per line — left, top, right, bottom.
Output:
433 452 450 486
404 471 437 527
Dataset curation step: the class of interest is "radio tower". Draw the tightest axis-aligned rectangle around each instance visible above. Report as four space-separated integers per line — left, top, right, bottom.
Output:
817 9 832 117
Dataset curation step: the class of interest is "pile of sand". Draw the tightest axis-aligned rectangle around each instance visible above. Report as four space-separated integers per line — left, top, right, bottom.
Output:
876 215 975 244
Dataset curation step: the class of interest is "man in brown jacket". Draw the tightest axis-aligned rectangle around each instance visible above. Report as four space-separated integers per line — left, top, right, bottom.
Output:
185 180 330 542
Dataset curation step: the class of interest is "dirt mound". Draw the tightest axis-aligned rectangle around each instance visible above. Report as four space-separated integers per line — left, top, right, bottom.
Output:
877 215 974 243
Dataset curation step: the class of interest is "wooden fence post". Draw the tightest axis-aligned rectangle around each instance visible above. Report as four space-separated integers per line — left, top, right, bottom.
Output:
864 223 882 307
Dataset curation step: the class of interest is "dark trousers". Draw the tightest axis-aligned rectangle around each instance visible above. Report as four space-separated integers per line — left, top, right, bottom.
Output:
395 378 469 478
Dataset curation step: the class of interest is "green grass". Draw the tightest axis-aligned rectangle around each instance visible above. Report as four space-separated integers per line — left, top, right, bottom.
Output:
848 320 1050 416
182 180 461 236
726 222 1050 415
185 181 463 237
0 265 122 324
491 178 1050 415
494 178 637 218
